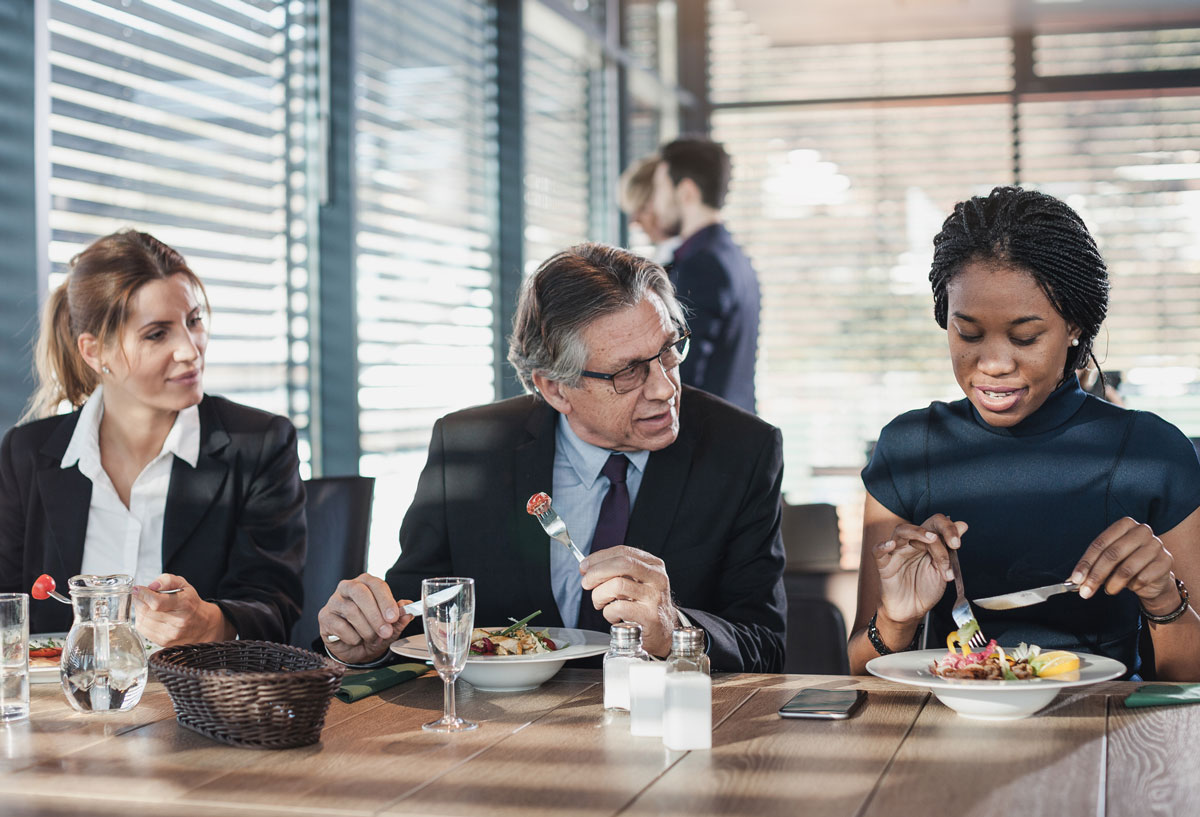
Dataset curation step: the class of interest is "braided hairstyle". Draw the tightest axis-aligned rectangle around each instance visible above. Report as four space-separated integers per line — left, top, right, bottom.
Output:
929 186 1109 380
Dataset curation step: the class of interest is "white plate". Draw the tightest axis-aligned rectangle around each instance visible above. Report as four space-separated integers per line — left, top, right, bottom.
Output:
390 626 609 692
29 632 161 685
867 648 1125 720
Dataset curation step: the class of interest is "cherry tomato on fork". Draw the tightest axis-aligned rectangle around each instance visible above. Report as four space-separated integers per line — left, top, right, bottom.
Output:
31 573 56 601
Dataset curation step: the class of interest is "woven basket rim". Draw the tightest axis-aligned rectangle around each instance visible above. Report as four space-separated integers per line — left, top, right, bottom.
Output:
149 639 346 682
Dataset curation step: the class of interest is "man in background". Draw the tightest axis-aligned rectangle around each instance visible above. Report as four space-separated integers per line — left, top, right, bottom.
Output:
652 136 760 414
618 154 681 266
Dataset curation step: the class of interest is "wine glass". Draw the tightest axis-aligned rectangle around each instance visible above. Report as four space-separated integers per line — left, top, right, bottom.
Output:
421 577 477 733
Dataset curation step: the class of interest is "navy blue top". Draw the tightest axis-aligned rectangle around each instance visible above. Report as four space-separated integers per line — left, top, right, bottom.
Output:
862 376 1200 675
669 223 761 414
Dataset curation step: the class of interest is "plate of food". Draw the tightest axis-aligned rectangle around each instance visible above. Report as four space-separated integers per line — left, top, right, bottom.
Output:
867 640 1125 720
29 633 67 684
28 632 162 684
390 615 609 692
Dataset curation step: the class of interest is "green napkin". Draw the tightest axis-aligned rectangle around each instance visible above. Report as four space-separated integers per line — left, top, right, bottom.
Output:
1123 683 1200 708
335 662 431 703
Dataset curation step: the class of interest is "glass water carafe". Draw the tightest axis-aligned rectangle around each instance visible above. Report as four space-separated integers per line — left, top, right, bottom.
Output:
62 574 147 713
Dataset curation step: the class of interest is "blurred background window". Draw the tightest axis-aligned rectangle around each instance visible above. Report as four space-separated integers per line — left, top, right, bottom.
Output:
353 0 499 575
46 0 314 469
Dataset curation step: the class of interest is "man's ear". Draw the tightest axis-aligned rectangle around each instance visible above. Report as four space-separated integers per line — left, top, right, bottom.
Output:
77 333 104 375
676 177 702 207
532 372 572 415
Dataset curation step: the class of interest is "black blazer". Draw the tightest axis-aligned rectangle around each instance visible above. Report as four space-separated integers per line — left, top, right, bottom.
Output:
0 395 306 640
385 387 787 673
670 223 761 414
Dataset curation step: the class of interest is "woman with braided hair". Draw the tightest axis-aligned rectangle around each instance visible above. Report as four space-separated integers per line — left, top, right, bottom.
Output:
849 186 1200 679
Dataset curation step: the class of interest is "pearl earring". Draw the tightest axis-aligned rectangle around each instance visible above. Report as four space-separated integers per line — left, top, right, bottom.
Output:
101 365 111 374
1070 339 1080 347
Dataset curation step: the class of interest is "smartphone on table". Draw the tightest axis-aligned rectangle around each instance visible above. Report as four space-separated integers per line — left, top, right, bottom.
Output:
778 688 865 720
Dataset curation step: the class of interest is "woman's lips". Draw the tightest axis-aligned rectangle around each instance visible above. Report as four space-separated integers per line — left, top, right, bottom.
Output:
170 371 201 386
975 385 1026 413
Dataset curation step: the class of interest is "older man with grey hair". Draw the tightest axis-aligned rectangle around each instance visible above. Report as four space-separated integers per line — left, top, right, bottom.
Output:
317 243 786 672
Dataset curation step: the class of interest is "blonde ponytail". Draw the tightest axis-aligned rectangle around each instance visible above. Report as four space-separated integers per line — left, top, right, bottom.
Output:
21 283 99 422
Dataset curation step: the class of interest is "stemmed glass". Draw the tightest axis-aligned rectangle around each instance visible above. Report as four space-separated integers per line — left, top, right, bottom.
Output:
421 577 477 733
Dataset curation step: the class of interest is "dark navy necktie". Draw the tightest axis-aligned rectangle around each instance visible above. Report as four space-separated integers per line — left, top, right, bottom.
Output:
577 453 629 632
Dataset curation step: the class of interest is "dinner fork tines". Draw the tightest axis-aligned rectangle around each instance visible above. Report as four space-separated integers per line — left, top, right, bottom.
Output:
948 550 987 651
531 499 587 564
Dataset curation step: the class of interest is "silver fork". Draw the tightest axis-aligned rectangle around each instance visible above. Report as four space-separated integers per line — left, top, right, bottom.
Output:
948 549 987 651
529 495 587 564
528 493 694 629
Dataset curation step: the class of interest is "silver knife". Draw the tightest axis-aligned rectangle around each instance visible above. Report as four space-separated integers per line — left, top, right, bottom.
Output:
973 581 1080 610
324 584 461 643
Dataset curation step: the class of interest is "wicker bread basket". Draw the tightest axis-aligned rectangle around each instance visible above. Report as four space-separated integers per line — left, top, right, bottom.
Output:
150 640 346 749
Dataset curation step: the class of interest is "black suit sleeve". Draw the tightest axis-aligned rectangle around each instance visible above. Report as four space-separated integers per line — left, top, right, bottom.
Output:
384 418 454 604
677 249 734 393
0 427 25 594
210 414 306 642
677 425 787 673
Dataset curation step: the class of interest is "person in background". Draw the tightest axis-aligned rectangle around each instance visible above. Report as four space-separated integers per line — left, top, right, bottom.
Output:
318 242 786 672
0 230 306 644
652 136 761 414
1078 362 1123 406
618 154 681 266
849 186 1200 680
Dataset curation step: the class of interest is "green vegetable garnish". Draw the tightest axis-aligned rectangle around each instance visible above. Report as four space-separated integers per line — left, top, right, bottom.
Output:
499 610 542 637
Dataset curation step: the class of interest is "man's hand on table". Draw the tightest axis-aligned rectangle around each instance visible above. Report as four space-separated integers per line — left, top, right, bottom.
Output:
317 573 415 664
580 545 682 656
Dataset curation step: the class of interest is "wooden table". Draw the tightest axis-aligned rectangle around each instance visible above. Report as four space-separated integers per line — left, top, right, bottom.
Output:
2 669 1198 816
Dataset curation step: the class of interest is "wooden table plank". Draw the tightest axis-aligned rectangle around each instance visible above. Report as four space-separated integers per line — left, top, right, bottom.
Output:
0 683 177 778
862 690 1107 817
380 682 757 817
1106 696 1200 817
172 676 598 814
0 793 371 817
619 685 927 817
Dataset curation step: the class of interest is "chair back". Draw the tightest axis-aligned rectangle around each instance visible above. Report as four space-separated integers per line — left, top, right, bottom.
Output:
782 578 850 675
291 475 374 649
781 502 842 573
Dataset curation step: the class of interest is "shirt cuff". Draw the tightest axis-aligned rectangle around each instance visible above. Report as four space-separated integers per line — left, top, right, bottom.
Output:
323 642 394 669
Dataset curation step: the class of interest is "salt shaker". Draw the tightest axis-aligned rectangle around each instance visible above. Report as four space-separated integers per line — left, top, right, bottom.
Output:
663 626 711 750
603 622 650 710
629 659 667 736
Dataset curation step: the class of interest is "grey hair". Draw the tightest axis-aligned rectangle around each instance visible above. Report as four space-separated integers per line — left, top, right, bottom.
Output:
507 242 687 394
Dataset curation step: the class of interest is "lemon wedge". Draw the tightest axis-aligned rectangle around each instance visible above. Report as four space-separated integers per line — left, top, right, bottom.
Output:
1031 650 1080 677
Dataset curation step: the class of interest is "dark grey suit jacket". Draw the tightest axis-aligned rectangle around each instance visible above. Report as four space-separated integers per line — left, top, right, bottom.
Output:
670 223 761 414
0 395 306 640
385 387 786 673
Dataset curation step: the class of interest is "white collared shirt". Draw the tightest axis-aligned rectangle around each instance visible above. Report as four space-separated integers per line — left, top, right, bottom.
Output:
61 386 201 586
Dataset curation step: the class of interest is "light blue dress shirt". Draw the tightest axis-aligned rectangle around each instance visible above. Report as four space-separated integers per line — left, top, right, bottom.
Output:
550 415 649 627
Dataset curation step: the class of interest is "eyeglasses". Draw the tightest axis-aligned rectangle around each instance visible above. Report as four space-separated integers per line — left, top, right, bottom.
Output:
579 331 691 394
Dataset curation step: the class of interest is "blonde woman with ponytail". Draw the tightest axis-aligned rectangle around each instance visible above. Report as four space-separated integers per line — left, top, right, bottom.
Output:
1 230 305 645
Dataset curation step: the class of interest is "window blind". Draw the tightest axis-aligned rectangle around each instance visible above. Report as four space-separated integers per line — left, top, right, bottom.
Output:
47 0 309 462
354 0 498 575
1019 93 1200 430
523 1 598 274
708 0 1013 104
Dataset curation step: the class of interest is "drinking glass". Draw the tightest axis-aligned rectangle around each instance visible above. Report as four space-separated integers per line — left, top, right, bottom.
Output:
421 577 477 733
0 593 30 723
